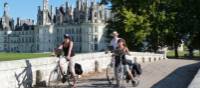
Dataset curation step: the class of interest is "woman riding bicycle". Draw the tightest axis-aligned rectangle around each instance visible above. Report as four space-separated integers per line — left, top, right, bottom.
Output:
114 38 136 87
58 34 76 87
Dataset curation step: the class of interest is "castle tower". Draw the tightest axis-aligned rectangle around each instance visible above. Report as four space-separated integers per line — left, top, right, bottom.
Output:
65 1 70 22
85 0 89 22
43 0 49 11
90 0 96 23
77 0 81 11
37 0 51 25
1 0 11 30
42 0 49 25
3 0 9 16
69 5 73 22
37 6 42 25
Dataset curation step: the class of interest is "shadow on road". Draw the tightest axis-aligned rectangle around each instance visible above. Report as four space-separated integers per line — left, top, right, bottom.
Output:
151 62 200 88
77 78 115 88
168 57 200 61
15 60 33 88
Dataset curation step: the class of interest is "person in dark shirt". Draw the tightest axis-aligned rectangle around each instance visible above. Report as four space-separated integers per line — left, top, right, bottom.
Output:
58 34 76 87
114 38 135 86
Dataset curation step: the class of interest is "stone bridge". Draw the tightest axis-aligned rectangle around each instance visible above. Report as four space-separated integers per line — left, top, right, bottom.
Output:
75 59 200 88
0 52 199 88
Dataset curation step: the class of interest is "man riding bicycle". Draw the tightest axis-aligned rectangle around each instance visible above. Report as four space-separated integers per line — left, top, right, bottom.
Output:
109 31 137 87
57 34 76 87
110 31 121 50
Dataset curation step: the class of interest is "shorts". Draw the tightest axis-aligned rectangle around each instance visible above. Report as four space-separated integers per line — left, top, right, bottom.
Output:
59 57 75 75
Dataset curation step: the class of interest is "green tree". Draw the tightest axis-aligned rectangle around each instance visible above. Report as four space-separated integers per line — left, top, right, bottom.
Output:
176 0 200 58
102 0 152 51
102 0 200 58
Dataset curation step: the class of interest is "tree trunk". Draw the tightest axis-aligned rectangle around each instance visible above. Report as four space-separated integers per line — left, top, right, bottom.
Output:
188 46 194 59
199 49 200 57
174 46 179 58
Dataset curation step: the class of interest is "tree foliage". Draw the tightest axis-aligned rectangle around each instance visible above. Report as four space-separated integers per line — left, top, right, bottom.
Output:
102 0 200 57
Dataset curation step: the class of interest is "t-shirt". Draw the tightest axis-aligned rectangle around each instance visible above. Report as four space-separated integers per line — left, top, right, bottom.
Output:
62 42 75 57
110 38 120 50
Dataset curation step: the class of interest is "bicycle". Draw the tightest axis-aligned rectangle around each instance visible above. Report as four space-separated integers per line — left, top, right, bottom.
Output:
106 53 140 87
48 55 78 88
106 54 115 85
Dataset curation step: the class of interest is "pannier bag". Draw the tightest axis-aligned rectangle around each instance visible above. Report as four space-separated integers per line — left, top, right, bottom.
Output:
75 63 83 75
132 63 142 75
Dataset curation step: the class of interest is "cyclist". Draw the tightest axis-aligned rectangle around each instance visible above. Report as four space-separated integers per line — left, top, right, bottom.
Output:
58 34 76 87
114 38 136 87
110 31 121 50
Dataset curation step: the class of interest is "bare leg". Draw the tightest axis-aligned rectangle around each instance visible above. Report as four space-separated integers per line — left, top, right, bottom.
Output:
59 61 65 75
115 66 120 86
69 60 76 76
69 59 76 87
127 69 134 80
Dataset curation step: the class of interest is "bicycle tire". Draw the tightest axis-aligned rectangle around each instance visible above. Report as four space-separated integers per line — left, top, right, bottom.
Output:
116 64 126 87
106 64 115 85
66 66 78 87
48 69 61 87
67 74 78 87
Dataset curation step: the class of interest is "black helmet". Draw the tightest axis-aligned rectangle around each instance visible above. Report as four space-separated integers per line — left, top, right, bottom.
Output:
64 34 70 39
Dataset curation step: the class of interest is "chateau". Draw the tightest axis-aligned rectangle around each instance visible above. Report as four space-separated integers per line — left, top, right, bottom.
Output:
0 0 110 53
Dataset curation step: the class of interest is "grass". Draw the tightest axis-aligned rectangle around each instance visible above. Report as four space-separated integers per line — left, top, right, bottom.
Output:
0 53 51 61
0 50 198 61
167 50 200 58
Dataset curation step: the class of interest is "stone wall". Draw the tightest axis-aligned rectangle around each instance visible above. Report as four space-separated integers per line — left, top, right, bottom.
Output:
0 52 166 88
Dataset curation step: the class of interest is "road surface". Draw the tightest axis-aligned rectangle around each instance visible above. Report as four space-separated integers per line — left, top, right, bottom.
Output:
37 59 200 88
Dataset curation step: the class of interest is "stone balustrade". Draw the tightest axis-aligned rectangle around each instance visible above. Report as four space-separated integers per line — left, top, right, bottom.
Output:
0 52 166 88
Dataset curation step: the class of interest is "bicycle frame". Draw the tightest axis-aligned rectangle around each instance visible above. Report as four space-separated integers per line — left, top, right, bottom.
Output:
48 56 75 87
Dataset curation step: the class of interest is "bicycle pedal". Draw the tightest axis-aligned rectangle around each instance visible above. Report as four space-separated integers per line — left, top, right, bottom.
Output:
61 77 67 83
132 80 139 87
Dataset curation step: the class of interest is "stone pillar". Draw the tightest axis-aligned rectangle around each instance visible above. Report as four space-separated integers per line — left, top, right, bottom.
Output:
35 70 47 87
94 60 100 72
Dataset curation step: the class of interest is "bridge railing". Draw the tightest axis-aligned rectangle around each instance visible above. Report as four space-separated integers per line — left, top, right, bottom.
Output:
0 52 166 88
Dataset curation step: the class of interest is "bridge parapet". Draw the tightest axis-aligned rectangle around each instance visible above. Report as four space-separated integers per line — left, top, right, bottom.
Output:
0 52 166 88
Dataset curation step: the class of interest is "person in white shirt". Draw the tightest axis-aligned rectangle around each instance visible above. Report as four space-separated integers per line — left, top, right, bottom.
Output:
110 31 121 50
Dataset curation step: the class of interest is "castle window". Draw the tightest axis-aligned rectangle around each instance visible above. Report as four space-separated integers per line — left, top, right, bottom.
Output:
94 44 98 51
71 28 73 34
95 27 98 32
94 35 98 42
89 35 92 42
79 28 81 33
90 44 93 51
69 29 71 34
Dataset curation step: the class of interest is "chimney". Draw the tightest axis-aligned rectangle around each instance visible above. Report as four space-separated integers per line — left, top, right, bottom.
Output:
17 17 20 26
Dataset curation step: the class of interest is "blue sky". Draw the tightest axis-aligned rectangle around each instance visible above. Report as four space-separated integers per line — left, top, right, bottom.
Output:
0 0 78 21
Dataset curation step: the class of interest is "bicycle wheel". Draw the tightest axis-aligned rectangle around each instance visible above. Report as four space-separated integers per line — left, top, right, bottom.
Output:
106 63 115 85
115 64 126 87
66 74 78 87
132 78 140 87
48 69 61 87
66 66 78 87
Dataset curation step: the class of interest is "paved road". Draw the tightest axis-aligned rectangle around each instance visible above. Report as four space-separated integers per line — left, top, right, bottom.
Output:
39 59 200 88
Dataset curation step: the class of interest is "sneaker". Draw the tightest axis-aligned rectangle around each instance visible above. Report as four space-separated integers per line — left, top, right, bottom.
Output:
61 75 67 83
126 75 131 83
126 79 130 83
131 80 139 87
